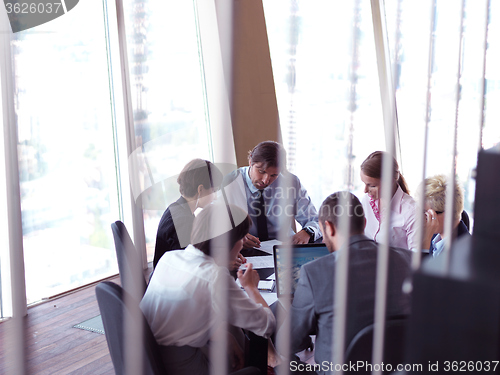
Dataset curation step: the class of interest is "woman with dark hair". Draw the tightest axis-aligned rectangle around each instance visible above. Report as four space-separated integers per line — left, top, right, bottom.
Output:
360 151 417 249
141 203 276 375
153 158 225 268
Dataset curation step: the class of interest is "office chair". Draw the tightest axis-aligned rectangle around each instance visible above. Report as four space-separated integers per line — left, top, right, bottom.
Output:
97 281 262 375
344 317 409 374
461 210 470 232
111 220 147 297
96 281 167 375
244 331 268 375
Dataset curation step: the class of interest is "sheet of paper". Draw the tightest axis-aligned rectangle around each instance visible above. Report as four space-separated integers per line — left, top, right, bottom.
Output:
242 255 274 269
240 287 278 305
257 239 282 255
266 273 275 281
258 280 274 291
261 291 278 306
236 278 274 290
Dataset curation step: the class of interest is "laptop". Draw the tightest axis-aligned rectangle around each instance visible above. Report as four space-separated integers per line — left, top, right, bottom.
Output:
273 243 330 299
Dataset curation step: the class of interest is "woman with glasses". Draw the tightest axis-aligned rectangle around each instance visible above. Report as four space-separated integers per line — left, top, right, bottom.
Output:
360 151 417 250
421 174 470 257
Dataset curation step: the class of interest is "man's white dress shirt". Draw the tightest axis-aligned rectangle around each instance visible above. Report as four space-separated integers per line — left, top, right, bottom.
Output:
140 245 275 347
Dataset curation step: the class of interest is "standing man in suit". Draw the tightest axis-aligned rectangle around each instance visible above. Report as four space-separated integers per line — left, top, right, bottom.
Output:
221 141 320 248
283 192 411 373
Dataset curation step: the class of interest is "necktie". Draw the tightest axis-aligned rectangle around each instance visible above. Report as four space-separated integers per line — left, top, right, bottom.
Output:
256 190 269 241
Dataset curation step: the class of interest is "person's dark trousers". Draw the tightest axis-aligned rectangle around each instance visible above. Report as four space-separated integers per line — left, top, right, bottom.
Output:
269 301 313 352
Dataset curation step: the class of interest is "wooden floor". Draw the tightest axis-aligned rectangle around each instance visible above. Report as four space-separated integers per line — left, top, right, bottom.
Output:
0 275 119 375
0 269 314 374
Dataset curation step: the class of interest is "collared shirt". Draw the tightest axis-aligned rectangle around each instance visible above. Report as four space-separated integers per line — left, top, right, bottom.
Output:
221 167 320 241
140 245 275 347
431 220 470 257
361 185 417 250
431 234 445 257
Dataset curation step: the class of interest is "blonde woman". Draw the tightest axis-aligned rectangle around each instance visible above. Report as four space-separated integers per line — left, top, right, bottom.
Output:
421 175 470 257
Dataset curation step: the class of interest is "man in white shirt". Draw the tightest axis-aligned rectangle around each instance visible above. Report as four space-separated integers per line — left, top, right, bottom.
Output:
141 203 275 374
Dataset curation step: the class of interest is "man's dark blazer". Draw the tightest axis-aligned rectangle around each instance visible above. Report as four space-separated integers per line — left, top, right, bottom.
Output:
288 234 412 373
153 196 194 268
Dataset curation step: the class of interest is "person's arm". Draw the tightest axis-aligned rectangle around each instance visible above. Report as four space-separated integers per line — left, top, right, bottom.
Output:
291 229 311 244
214 265 276 338
292 178 321 242
154 209 183 268
404 200 419 250
228 252 247 272
237 263 268 308
242 233 261 248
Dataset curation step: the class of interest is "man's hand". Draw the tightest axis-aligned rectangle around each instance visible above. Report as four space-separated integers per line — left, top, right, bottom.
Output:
291 229 311 244
237 263 260 290
243 233 261 248
229 253 247 271
237 262 270 308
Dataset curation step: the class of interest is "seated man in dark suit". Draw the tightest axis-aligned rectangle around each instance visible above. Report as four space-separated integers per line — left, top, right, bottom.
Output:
153 159 224 268
278 192 412 374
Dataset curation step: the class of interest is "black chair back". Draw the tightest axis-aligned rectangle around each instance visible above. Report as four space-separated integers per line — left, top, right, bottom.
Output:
461 210 470 232
111 220 147 297
96 281 167 375
344 317 408 374
244 331 267 375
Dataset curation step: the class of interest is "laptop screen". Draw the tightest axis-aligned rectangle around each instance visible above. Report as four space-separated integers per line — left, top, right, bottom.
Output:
273 243 330 297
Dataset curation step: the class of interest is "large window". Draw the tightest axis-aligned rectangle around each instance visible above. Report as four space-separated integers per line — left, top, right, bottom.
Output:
263 0 386 209
12 1 120 304
122 0 212 260
265 0 500 224
385 0 500 222
0 0 216 313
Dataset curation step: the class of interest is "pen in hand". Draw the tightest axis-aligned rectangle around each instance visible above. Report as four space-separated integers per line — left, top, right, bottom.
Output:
243 233 261 248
